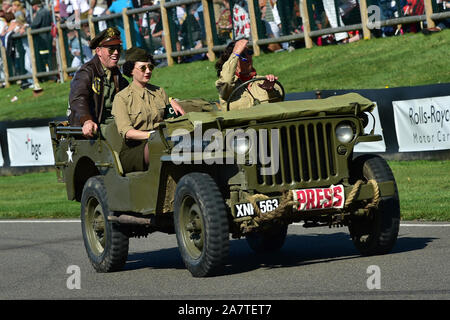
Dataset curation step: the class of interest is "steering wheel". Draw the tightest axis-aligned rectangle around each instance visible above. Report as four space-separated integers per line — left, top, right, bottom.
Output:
226 77 285 111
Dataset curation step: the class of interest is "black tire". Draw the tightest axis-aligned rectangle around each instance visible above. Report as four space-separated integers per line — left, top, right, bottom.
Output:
348 155 400 256
174 173 229 277
246 224 288 253
81 176 129 272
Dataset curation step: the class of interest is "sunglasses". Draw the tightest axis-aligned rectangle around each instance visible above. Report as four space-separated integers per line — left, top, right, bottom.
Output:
238 49 254 62
103 46 121 55
135 63 155 72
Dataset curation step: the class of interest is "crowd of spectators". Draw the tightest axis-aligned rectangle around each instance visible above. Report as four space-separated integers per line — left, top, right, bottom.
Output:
0 0 449 88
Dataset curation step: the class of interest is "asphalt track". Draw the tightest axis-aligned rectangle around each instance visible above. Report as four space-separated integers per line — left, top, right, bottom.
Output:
1 220 449 302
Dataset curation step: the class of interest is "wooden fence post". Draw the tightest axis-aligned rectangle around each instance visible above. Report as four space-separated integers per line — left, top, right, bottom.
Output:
247 0 260 56
0 42 10 87
57 22 69 81
424 0 436 28
160 0 174 66
122 8 133 49
359 0 371 40
26 28 40 89
201 0 216 61
300 0 313 48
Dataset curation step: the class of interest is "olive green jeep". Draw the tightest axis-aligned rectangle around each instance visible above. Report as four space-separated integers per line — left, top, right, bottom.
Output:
50 86 399 277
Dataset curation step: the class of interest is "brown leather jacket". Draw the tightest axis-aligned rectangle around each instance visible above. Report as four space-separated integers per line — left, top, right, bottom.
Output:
68 55 128 126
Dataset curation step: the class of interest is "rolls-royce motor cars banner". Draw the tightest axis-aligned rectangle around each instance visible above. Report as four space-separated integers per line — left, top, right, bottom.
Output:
393 96 450 152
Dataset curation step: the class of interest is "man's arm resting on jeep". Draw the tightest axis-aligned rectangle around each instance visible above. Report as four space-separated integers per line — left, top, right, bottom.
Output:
82 120 98 137
69 68 95 125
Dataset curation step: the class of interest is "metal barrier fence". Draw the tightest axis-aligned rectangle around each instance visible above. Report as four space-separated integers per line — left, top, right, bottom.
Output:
0 0 449 88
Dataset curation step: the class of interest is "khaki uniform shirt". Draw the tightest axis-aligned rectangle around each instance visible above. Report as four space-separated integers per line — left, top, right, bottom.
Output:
101 68 115 124
112 81 169 139
215 54 281 111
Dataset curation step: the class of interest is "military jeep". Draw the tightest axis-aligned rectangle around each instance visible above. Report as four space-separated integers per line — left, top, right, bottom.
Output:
50 88 399 277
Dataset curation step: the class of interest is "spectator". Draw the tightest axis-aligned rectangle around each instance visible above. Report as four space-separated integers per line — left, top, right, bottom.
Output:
216 0 232 43
2 0 12 14
30 0 53 73
11 1 25 23
71 0 90 24
402 0 424 33
322 0 349 43
259 0 284 51
90 0 110 31
106 0 142 50
67 29 93 69
180 7 202 50
142 11 164 53
422 1 450 34
193 2 206 41
232 0 251 39
58 0 71 22
376 0 401 37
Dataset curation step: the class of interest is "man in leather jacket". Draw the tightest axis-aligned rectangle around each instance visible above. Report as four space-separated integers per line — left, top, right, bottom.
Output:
68 27 129 137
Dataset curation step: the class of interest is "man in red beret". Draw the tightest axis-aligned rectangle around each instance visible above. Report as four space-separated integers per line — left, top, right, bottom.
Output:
68 27 129 137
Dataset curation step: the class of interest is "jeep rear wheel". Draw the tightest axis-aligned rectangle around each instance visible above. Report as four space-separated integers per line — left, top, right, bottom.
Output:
348 155 400 255
174 173 229 277
81 176 129 272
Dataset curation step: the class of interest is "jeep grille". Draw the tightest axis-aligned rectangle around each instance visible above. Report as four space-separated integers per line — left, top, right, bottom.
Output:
253 119 355 188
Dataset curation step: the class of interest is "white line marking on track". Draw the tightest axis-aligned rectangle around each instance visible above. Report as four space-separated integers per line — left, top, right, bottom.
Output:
400 224 450 227
0 221 449 227
0 220 80 223
291 222 450 227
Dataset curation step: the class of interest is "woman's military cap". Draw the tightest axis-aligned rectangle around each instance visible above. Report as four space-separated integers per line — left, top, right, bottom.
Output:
89 27 122 49
125 47 153 62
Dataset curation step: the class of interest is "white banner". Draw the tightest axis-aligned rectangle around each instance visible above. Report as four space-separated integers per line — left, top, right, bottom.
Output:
354 103 386 153
7 127 55 166
0 144 3 167
393 96 450 152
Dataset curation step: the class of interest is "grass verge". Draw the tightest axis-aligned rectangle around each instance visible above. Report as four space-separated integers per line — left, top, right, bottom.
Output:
0 160 449 220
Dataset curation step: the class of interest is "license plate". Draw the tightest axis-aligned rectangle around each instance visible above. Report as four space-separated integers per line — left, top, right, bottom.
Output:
234 199 279 218
292 185 345 211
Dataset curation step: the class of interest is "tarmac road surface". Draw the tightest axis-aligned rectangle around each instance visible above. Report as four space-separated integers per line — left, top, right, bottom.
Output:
1 220 449 301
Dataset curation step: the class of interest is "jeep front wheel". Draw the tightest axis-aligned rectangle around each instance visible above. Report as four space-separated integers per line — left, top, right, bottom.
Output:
348 155 400 256
174 173 229 277
81 176 129 272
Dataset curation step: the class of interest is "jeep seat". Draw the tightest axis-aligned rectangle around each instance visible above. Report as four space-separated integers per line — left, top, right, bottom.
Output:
101 121 125 176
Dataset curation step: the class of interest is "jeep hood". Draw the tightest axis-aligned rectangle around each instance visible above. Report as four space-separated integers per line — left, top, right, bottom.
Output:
164 93 374 136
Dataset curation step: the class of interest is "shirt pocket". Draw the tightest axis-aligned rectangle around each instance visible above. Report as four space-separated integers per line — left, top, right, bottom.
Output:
128 104 144 128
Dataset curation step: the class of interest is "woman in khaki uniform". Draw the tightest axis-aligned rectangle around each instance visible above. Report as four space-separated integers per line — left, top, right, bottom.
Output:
112 47 185 173
215 39 282 110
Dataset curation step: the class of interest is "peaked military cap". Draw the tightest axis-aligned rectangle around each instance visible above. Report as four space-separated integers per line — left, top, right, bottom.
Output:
89 27 121 49
125 47 153 62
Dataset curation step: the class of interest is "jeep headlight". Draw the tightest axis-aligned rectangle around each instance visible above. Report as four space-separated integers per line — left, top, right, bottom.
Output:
226 130 252 155
233 136 251 154
336 122 355 143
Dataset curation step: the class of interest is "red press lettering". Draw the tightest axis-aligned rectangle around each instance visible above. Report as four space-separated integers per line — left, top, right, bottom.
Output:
333 185 343 208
